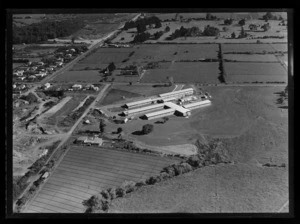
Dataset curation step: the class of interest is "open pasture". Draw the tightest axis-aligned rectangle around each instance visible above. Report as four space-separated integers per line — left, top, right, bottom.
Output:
224 54 278 62
141 62 220 83
222 44 276 53
52 70 102 83
225 62 287 83
99 88 141 106
24 146 178 213
270 43 288 52
72 47 134 70
130 44 219 62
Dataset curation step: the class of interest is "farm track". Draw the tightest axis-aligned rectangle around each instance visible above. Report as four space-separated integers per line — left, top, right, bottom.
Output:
24 145 177 213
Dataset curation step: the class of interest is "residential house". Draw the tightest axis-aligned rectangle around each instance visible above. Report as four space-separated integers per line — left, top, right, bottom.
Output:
44 83 51 89
72 84 82 90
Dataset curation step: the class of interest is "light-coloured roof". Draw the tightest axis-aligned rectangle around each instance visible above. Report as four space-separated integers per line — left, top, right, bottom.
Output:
164 102 191 114
125 97 160 107
161 96 178 102
183 100 211 109
124 103 164 115
145 108 175 117
159 88 194 98
77 136 87 141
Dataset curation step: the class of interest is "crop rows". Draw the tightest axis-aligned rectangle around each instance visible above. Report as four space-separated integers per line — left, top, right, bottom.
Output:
25 146 178 213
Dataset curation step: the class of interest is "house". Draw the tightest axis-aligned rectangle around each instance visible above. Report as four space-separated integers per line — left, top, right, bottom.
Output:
44 83 51 89
83 119 91 124
66 54 72 57
72 84 82 90
13 84 17 89
56 62 63 66
36 72 47 77
20 84 26 89
27 61 32 65
41 172 49 179
46 67 54 71
31 66 38 71
76 136 103 146
18 76 26 81
69 48 76 52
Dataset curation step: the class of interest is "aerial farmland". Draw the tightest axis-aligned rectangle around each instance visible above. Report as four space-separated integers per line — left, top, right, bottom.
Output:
11 10 291 216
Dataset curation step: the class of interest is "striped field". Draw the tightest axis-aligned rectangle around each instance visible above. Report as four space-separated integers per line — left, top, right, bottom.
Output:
24 146 179 213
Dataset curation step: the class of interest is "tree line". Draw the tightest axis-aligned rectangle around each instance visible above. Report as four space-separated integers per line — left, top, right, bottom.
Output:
13 19 85 44
123 16 162 33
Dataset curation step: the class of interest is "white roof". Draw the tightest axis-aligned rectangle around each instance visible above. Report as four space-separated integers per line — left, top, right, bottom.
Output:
164 102 190 114
125 97 160 107
125 103 164 115
159 88 194 98
183 100 211 109
145 108 175 117
161 96 178 102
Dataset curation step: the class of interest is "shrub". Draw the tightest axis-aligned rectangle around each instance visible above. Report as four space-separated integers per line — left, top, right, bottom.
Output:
121 180 136 193
135 179 146 187
115 187 126 197
142 124 154 135
107 187 117 200
180 162 193 173
145 176 157 185
187 155 201 168
159 172 170 180
100 189 111 201
83 194 103 210
162 166 176 177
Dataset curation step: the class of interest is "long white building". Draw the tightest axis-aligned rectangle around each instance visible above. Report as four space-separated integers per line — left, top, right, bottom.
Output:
144 108 175 120
122 103 165 116
159 88 194 99
183 100 211 110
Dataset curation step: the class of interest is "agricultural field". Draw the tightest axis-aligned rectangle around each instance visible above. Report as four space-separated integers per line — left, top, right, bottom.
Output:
141 62 220 84
71 47 134 71
51 70 103 83
24 146 179 213
224 54 278 62
222 43 287 53
225 62 287 83
131 44 219 62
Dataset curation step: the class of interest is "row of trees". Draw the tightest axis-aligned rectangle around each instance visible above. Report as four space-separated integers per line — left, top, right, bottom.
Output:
13 19 85 44
166 25 220 40
123 16 162 33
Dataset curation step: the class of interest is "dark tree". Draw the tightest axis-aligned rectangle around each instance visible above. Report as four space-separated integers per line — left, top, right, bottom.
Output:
99 119 106 134
202 25 220 36
142 124 154 135
224 18 233 25
238 26 247 38
108 62 116 72
231 32 236 39
165 26 170 32
238 19 246 26
261 23 271 32
117 127 123 134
